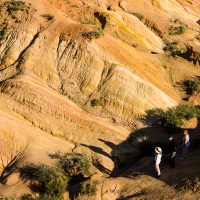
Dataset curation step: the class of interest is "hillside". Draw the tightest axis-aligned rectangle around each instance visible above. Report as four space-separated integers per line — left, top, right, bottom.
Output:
0 0 200 199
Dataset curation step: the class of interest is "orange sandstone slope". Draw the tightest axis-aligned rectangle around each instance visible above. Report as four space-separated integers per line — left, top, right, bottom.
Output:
0 0 200 198
0 0 199 169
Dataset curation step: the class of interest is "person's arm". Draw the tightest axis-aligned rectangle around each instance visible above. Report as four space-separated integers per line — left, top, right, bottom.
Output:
172 140 177 152
174 141 178 151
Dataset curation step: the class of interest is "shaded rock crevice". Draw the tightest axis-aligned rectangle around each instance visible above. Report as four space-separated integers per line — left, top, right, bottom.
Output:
94 12 107 29
179 46 200 65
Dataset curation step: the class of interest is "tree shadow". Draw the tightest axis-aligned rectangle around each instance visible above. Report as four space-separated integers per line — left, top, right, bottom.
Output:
81 141 122 176
19 164 40 193
81 143 112 160
20 194 36 200
116 192 144 200
0 151 26 184
80 143 114 175
0 159 19 184
98 138 116 149
19 164 37 181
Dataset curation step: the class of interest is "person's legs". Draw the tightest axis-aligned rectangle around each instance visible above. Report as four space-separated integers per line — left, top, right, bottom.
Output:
183 147 186 157
180 147 186 160
155 164 161 176
184 145 189 158
172 157 175 167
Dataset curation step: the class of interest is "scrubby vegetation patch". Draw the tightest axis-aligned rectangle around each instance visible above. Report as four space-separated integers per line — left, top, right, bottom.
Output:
80 180 97 195
91 98 104 106
163 40 187 55
162 103 200 128
22 152 95 199
81 28 103 40
169 25 186 35
33 164 68 198
184 78 200 95
41 13 54 21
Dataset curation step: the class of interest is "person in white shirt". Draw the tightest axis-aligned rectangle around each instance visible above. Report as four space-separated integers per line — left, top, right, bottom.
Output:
154 147 162 178
180 130 190 160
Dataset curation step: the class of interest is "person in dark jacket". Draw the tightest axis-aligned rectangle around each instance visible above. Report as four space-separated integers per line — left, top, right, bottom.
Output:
168 135 178 168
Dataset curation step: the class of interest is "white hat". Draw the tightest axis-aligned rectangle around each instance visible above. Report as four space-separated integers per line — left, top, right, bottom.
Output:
155 147 162 154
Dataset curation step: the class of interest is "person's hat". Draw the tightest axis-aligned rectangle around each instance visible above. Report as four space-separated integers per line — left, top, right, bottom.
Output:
155 147 162 154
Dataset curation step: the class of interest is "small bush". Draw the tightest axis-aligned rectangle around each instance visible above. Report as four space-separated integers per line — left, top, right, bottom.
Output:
169 25 186 35
81 29 103 40
163 40 187 55
33 164 68 198
184 78 200 94
41 13 54 21
39 194 63 200
80 180 97 195
91 98 104 106
82 16 99 26
146 108 164 118
162 104 200 128
58 153 92 176
46 176 68 197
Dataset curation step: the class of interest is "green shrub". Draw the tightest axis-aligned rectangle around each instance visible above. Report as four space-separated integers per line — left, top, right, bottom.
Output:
4 0 26 13
169 25 186 35
162 104 200 128
184 78 200 94
82 16 99 26
39 194 63 200
163 40 187 55
33 164 68 198
24 153 95 198
80 180 97 195
146 108 164 118
41 13 54 21
58 153 92 176
46 176 67 197
91 98 104 106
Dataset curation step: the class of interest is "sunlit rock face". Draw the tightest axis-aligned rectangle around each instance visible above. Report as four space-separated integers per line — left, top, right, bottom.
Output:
0 0 199 175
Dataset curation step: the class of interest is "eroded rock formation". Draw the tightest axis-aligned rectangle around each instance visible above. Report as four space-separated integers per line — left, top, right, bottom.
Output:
0 0 200 198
